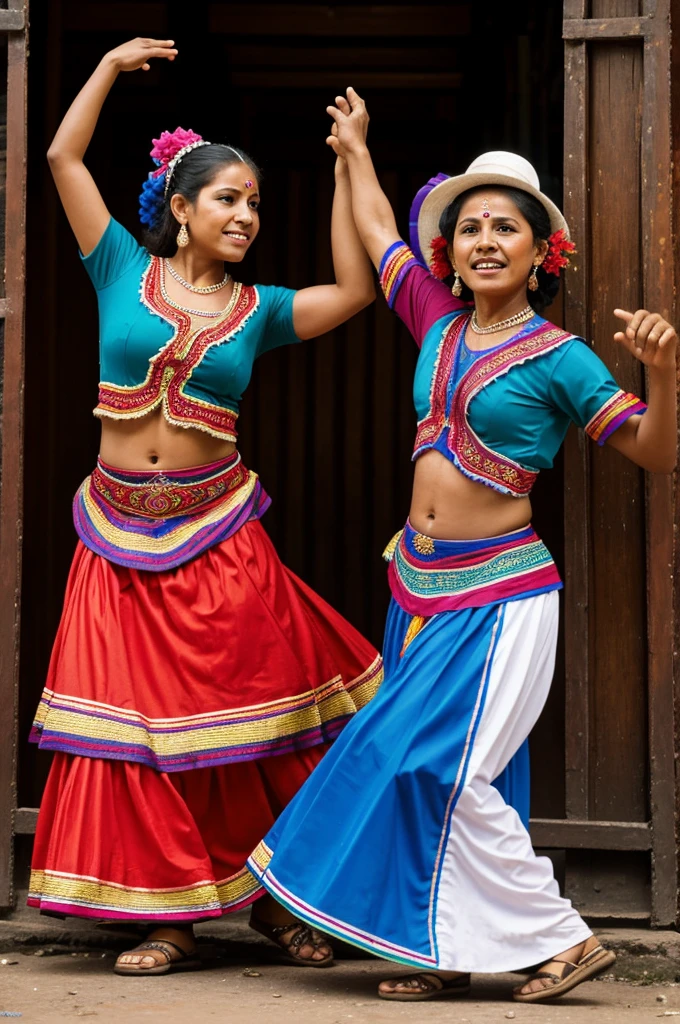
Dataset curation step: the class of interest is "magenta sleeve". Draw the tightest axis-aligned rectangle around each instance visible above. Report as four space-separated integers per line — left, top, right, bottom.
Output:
379 241 467 347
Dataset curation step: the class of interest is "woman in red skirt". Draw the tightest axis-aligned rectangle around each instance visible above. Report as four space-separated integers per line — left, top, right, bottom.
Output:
28 37 382 975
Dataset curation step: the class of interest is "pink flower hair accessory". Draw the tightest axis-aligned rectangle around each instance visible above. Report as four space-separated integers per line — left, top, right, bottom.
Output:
148 127 213 197
542 228 577 276
429 235 452 280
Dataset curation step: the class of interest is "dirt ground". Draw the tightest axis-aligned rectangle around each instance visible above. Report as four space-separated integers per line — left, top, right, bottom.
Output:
2 942 679 1024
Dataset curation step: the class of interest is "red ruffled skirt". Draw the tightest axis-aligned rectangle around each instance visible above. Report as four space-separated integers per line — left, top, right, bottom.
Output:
29 516 382 921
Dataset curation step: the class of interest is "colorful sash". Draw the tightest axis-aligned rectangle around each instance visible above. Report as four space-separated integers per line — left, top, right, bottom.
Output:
384 521 562 617
73 453 270 571
414 313 572 496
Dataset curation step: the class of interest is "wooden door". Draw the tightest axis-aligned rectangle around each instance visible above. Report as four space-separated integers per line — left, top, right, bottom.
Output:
548 0 678 925
0 0 28 908
7 0 680 927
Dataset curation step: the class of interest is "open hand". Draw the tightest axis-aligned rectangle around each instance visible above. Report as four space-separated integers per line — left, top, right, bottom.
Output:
613 308 677 371
326 87 369 158
106 38 178 73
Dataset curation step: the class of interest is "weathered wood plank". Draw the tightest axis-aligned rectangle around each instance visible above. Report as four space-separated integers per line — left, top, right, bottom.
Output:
588 40 648 824
209 4 472 37
0 10 25 32
63 2 168 32
640 0 678 928
0 8 28 908
230 71 462 90
563 17 649 40
562 24 591 821
531 818 651 851
14 808 37 834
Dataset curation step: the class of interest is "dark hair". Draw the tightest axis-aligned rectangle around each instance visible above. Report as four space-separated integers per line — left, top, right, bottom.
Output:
438 184 560 314
142 144 262 258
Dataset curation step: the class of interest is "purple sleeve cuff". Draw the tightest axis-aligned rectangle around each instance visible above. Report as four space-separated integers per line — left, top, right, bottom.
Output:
379 241 422 309
585 390 647 446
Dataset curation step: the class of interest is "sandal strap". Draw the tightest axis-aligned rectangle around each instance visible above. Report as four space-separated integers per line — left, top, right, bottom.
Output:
579 944 604 965
287 925 324 953
133 940 189 961
253 918 329 956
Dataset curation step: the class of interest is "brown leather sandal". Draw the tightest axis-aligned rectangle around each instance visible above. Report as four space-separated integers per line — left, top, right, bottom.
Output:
513 942 616 1003
114 938 201 976
378 971 471 1001
249 917 334 967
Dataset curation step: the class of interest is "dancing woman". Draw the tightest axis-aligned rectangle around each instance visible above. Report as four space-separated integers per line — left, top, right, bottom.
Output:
247 88 677 1003
28 42 382 975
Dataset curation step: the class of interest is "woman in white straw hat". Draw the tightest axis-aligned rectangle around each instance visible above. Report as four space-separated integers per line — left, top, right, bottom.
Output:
247 88 677 1003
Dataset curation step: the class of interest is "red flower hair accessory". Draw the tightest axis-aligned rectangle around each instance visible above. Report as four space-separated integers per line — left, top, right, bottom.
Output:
542 229 577 277
429 235 452 280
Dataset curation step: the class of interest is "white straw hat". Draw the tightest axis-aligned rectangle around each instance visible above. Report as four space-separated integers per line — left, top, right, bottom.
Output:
415 152 569 276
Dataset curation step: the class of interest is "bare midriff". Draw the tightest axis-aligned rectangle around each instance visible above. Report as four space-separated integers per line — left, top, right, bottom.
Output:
409 449 532 541
99 409 236 472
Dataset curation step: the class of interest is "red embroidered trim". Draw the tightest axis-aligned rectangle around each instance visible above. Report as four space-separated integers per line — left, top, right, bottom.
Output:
414 314 572 495
91 459 249 519
95 258 258 439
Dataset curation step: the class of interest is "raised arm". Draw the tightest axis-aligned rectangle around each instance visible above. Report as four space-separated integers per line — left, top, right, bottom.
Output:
606 308 677 473
292 112 376 341
47 38 177 256
325 87 401 270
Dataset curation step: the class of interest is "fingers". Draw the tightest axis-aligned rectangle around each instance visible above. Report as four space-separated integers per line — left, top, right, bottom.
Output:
326 135 342 155
658 326 678 349
326 104 346 124
335 95 351 116
346 85 366 111
614 308 678 363
140 38 176 48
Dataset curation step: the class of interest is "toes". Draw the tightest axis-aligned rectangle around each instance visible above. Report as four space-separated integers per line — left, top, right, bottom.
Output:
378 979 400 994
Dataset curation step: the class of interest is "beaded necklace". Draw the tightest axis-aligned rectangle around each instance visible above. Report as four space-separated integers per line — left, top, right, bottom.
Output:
164 258 230 295
470 305 534 335
159 258 238 319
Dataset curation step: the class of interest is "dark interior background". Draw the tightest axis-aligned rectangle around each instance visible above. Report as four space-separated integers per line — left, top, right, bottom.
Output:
19 2 567 818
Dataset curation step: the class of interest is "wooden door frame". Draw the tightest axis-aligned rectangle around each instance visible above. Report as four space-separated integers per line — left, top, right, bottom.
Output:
0 0 29 908
536 0 678 926
3 0 679 925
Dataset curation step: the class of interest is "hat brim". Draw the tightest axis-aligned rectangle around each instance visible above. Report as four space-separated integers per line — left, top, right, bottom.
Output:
418 171 569 275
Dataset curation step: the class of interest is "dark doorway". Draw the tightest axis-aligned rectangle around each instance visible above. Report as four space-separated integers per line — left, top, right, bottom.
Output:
18 1 565 852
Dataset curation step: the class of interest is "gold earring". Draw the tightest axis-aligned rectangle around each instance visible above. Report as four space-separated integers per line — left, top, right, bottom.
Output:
528 264 539 292
452 271 463 298
176 224 189 248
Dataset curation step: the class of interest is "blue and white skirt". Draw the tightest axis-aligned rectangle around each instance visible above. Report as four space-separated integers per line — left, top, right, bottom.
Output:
248 528 591 973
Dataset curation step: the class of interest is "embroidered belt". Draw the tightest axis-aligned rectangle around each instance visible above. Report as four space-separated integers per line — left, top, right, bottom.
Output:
383 521 562 616
73 453 270 571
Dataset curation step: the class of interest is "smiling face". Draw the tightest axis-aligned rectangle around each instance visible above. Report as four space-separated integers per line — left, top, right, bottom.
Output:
171 161 260 262
450 188 547 303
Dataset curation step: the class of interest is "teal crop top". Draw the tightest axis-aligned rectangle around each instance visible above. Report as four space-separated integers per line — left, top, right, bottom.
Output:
380 242 647 497
81 217 302 441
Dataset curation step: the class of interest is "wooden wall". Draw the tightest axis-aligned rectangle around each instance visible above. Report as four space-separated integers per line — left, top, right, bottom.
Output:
13 0 676 925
